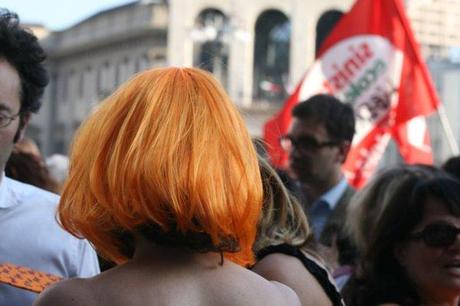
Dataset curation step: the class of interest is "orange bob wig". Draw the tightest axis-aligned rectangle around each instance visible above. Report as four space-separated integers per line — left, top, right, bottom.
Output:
58 67 263 266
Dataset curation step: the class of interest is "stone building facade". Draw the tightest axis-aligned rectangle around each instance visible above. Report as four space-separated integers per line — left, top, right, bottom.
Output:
406 0 460 59
30 0 353 154
34 1 169 154
28 0 460 161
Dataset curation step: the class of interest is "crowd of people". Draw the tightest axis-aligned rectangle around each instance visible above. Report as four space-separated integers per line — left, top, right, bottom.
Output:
1 7 460 306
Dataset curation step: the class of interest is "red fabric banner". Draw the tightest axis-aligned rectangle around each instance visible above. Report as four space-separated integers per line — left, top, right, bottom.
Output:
263 0 440 187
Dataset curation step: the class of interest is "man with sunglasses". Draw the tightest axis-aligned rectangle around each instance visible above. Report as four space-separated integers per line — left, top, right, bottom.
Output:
0 10 99 306
281 94 355 269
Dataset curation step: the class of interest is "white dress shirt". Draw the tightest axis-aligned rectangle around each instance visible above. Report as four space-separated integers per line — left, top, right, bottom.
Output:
0 174 100 306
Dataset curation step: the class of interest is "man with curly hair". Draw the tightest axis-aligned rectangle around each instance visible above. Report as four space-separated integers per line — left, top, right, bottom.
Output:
0 9 99 306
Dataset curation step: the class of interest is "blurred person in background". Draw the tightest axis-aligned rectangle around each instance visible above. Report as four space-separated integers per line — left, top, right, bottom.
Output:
6 137 60 193
342 166 460 306
35 67 300 306
13 137 41 159
0 9 99 306
340 165 442 291
442 155 460 182
253 158 344 306
5 151 59 193
280 94 356 271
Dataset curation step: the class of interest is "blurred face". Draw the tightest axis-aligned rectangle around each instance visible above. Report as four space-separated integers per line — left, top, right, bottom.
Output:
284 118 345 187
0 59 24 173
397 197 460 301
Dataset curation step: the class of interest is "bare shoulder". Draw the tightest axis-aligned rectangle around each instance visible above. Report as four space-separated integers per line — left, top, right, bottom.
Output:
34 278 96 306
267 280 302 306
211 261 300 306
253 253 334 306
253 252 313 286
228 273 300 306
252 252 295 279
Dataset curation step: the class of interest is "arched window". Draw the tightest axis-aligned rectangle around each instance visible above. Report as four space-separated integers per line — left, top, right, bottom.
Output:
253 10 290 104
98 62 114 99
316 10 344 56
135 54 147 72
117 57 135 84
83 66 96 99
192 9 229 89
68 70 78 102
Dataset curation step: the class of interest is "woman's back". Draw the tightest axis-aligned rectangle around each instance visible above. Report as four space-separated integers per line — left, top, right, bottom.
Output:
36 247 300 306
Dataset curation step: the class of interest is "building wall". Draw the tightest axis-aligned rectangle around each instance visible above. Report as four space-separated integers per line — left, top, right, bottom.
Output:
427 61 460 164
32 1 168 154
406 0 460 59
32 0 460 161
167 0 353 107
33 0 355 155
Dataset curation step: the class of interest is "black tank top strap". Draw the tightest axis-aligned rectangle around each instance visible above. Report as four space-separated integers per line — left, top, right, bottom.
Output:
257 244 344 306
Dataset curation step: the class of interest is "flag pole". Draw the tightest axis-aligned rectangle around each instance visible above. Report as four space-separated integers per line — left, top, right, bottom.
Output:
437 104 459 155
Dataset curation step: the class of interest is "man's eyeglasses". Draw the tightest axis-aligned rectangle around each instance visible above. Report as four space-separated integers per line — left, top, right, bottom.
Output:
0 112 20 128
279 134 339 153
409 222 460 248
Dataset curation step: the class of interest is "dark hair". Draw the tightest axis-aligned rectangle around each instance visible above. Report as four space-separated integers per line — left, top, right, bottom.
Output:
442 155 460 182
0 9 48 113
343 166 454 306
292 94 355 143
412 177 460 218
5 151 59 193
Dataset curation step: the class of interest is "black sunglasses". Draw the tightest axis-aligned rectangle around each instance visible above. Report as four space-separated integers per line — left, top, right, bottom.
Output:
279 134 338 153
409 222 460 248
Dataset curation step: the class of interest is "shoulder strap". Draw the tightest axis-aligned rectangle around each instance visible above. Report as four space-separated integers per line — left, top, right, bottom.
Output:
0 262 62 293
256 243 299 260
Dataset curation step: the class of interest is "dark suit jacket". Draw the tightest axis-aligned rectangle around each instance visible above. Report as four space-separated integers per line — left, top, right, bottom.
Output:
318 184 355 247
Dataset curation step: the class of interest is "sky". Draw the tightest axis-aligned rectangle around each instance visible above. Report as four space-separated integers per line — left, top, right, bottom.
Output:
0 0 135 31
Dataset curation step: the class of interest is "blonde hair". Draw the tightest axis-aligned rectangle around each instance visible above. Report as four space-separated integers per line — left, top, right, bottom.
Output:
254 158 311 253
58 67 263 267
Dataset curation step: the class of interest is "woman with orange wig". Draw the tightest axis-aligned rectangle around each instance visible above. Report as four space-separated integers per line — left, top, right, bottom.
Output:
34 67 300 306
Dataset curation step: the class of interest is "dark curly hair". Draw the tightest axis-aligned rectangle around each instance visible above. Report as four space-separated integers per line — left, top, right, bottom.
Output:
0 9 48 113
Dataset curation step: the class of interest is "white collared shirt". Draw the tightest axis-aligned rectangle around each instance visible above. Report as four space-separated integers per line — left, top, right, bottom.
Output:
0 174 100 306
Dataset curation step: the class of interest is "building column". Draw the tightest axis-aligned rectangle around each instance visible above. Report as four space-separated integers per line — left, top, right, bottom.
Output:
228 15 255 107
42 72 58 156
290 3 316 87
167 0 194 67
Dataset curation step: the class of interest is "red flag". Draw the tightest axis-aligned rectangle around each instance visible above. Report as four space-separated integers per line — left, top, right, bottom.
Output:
263 81 302 167
263 0 440 187
392 117 434 164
